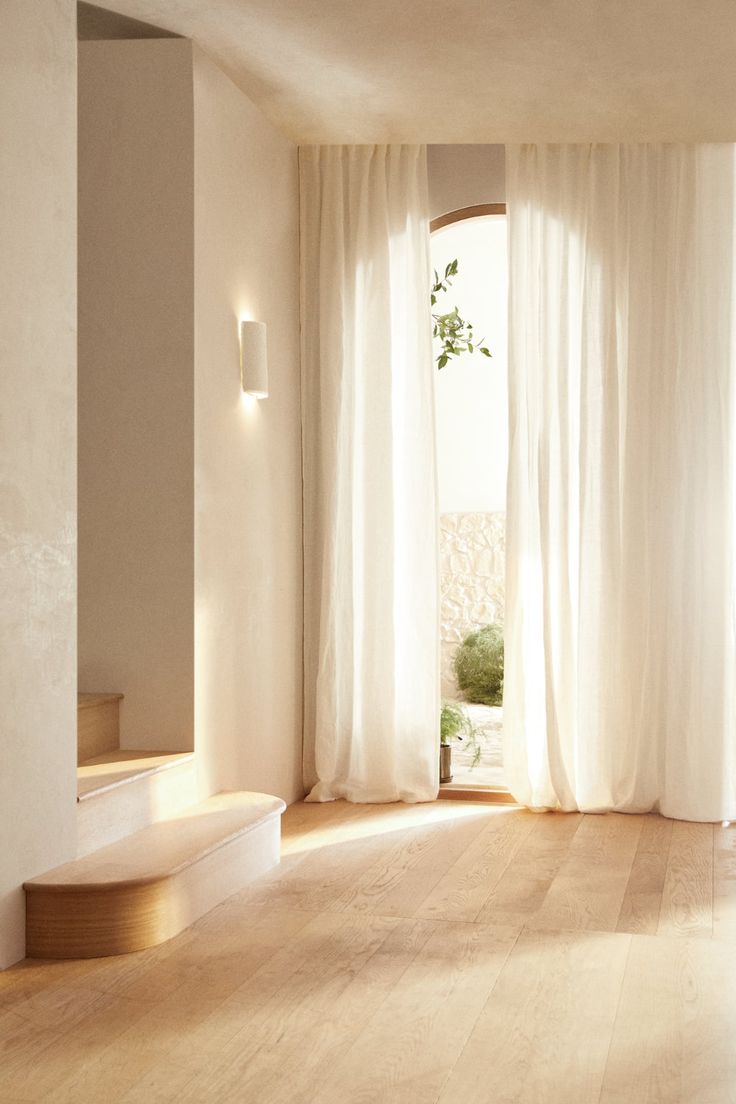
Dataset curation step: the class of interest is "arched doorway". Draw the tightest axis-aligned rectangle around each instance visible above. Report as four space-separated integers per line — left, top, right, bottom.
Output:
431 204 509 795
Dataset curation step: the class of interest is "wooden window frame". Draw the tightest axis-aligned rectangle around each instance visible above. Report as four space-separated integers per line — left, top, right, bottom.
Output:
430 203 506 234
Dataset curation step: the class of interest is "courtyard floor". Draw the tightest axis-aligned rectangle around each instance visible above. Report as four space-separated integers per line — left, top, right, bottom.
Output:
441 702 505 791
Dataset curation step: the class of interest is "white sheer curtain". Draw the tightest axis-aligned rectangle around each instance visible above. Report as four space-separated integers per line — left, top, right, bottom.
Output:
505 143 736 822
300 145 439 803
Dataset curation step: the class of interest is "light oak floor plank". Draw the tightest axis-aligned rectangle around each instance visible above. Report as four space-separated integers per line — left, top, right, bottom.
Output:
413 808 537 921
436 927 631 1104
712 821 736 942
475 810 583 926
329 804 494 917
172 914 438 1104
310 920 520 1104
600 933 736 1104
616 813 674 934
526 812 644 932
1 800 732 1104
658 821 713 938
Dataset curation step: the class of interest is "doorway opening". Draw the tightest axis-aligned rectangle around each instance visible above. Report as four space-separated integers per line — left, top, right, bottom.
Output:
431 204 509 797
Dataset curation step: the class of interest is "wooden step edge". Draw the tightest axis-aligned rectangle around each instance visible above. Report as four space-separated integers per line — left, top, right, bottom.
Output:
77 692 124 710
438 786 518 804
24 798 284 959
25 794 284 958
77 751 195 802
24 794 286 893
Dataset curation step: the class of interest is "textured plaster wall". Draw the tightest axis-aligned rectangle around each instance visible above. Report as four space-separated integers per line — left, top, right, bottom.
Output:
0 0 78 968
77 40 195 751
193 48 303 804
77 38 302 800
440 513 505 699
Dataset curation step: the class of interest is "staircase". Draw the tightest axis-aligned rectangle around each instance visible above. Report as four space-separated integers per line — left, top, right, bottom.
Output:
23 692 285 959
77 692 123 760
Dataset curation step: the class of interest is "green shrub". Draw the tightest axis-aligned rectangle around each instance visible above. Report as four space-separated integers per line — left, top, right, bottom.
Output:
453 623 504 705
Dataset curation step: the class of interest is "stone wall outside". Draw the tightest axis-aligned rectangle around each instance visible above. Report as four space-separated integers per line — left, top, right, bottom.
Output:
440 512 505 698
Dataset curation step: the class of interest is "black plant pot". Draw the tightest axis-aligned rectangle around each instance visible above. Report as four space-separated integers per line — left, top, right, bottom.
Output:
440 744 453 784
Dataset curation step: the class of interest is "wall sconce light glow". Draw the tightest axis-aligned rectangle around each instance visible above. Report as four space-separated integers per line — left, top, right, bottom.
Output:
240 320 268 399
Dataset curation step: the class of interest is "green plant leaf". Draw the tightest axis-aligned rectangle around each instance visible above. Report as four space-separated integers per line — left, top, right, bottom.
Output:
439 701 485 770
432 259 493 369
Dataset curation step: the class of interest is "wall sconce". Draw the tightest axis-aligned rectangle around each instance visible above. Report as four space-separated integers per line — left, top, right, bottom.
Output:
240 321 268 398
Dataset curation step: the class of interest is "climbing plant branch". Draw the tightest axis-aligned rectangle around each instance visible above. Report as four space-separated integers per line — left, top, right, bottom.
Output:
431 259 492 369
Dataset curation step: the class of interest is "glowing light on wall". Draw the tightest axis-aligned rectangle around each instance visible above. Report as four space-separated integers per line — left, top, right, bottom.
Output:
240 320 268 398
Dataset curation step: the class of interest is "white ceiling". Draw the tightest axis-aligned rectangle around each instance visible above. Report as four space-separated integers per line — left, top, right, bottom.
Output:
94 0 736 143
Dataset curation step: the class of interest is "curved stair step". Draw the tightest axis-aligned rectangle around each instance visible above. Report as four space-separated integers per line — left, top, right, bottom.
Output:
24 791 285 960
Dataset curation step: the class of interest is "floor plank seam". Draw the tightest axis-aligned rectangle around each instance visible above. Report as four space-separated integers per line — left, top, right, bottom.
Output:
595 930 634 1104
464 814 540 924
431 921 526 1104
711 823 717 939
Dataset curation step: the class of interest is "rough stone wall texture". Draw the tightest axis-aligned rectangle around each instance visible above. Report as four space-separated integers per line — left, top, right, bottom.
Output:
440 512 505 698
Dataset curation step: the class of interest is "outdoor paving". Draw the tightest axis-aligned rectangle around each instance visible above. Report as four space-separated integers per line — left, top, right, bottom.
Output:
442 702 505 789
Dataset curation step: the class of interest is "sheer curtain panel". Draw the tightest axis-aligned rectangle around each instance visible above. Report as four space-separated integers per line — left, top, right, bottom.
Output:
300 145 439 803
505 143 736 822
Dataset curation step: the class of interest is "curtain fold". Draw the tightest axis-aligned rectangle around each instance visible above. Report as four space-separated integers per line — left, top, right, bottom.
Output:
300 145 439 803
505 143 736 822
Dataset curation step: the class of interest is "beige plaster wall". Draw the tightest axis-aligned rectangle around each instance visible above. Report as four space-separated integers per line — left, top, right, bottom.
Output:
193 47 303 803
78 39 303 799
428 145 505 221
0 0 78 968
77 40 195 751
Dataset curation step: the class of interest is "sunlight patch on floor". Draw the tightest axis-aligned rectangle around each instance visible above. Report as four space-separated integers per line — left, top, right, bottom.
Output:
281 800 518 856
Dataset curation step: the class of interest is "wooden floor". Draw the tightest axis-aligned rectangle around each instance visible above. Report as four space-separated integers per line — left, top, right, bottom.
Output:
3 799 736 1103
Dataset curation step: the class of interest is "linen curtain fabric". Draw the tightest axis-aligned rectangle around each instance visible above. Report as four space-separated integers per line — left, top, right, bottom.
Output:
300 145 439 803
505 143 736 821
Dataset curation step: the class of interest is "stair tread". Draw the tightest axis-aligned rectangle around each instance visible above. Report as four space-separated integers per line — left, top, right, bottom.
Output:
77 749 194 801
25 791 285 890
78 692 124 710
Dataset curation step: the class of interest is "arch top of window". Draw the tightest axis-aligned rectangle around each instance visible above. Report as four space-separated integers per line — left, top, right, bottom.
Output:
430 203 506 234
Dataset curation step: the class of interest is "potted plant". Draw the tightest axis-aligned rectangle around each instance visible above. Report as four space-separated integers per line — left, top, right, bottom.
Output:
440 701 482 783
